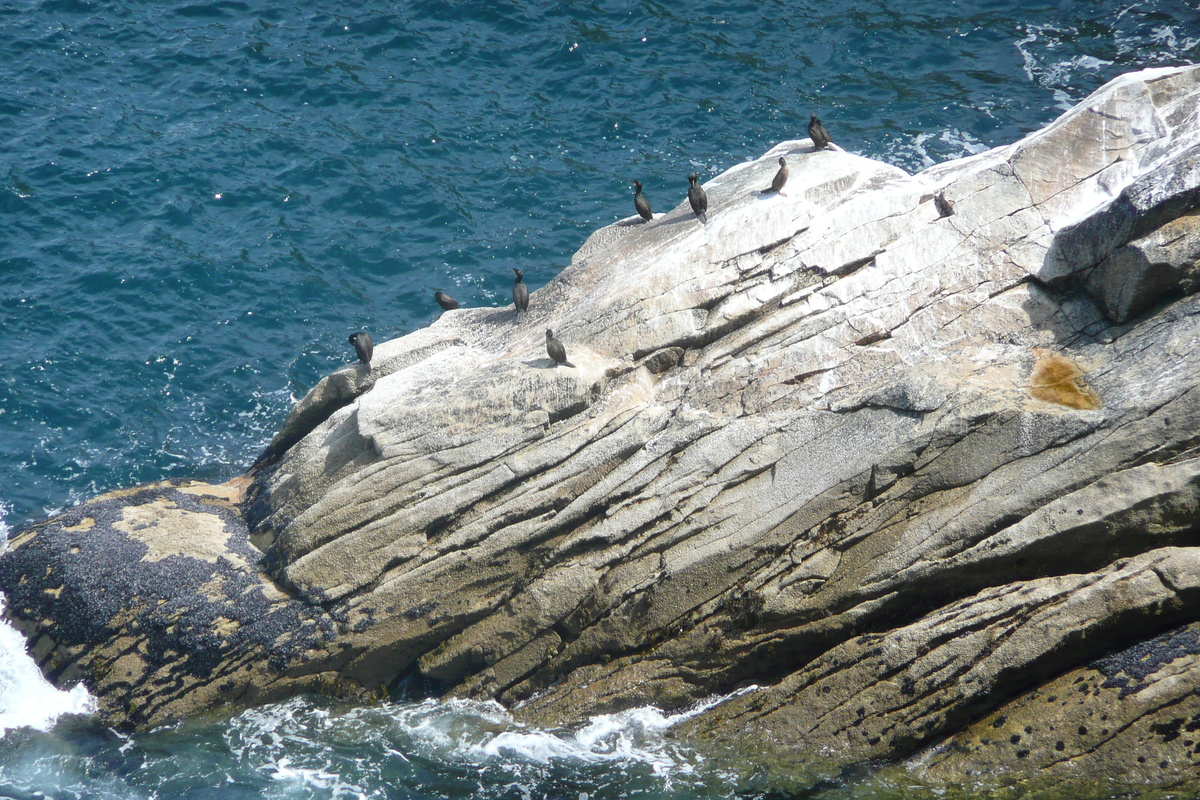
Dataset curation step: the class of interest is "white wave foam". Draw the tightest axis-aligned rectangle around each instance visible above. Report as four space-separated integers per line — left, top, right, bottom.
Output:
0 516 96 737
480 705 698 775
1016 23 1115 109
1015 4 1200 113
268 756 370 799
887 128 990 170
412 687 759 775
226 686 757 791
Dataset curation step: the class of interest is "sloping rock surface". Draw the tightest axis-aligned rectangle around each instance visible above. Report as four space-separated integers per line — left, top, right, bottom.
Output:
4 66 1200 789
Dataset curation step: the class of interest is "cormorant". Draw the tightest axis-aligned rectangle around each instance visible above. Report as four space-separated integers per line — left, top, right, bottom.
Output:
687 173 708 224
934 192 955 218
512 268 529 321
633 180 653 222
545 329 575 368
434 290 459 311
349 331 373 367
809 114 832 149
769 156 789 194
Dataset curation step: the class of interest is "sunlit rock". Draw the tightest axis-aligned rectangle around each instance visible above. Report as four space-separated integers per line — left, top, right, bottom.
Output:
4 65 1200 791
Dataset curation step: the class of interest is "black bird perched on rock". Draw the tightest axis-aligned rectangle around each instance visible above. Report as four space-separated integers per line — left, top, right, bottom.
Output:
809 114 832 149
349 331 373 368
434 290 459 311
512 268 529 321
768 156 789 194
632 180 653 222
687 173 708 224
545 329 575 368
934 191 955 218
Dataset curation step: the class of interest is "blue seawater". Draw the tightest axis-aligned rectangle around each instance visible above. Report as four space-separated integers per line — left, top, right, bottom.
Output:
0 1 1197 798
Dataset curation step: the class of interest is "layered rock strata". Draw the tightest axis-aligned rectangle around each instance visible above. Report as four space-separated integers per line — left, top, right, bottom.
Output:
4 65 1200 788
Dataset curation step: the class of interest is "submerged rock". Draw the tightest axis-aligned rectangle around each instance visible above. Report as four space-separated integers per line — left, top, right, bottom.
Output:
5 65 1200 791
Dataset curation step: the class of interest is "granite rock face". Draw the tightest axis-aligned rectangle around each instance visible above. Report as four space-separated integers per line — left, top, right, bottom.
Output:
4 65 1200 790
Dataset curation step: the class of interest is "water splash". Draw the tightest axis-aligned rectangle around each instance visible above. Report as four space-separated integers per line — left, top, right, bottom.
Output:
0 511 96 737
217 689 756 798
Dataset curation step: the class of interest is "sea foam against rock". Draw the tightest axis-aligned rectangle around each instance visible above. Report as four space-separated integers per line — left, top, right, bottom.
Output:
220 688 758 797
0 511 95 736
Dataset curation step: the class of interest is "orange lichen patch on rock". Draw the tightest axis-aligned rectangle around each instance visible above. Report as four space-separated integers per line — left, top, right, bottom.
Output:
1029 350 1101 410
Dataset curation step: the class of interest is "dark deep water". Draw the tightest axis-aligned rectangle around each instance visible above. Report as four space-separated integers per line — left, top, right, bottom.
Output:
2 1 1199 797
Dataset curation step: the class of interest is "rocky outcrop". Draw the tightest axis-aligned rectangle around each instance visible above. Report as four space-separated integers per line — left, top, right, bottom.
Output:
4 65 1200 791
0 481 366 726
